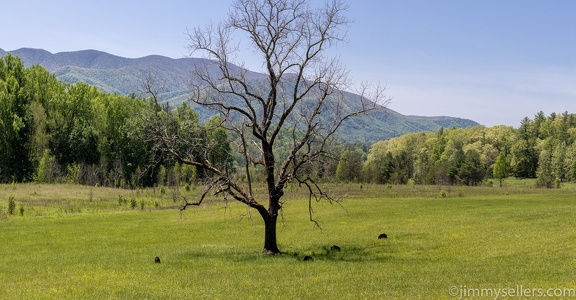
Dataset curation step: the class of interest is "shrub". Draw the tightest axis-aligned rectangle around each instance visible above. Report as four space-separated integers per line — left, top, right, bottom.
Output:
66 164 81 184
172 188 179 202
19 205 25 216
8 196 16 215
439 190 447 198
36 149 56 183
130 198 137 210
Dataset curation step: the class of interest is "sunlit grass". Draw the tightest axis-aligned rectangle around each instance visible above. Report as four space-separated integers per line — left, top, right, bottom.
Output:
0 183 575 298
0 183 216 217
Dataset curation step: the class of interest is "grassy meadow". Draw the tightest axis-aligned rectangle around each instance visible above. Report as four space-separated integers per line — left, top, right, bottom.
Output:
1 181 575 299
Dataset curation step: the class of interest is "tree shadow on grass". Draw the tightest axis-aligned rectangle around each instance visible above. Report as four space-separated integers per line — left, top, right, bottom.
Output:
178 244 391 263
280 242 396 263
178 232 431 263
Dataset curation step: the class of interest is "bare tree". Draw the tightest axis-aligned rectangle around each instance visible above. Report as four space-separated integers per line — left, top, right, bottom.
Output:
151 0 386 254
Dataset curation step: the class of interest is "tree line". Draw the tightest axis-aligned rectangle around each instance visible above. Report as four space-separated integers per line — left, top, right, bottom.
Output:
2 54 574 188
356 112 576 187
0 54 229 187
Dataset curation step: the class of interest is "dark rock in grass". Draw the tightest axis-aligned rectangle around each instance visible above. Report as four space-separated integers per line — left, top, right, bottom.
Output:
378 233 388 239
303 255 313 261
330 245 341 252
155 256 161 263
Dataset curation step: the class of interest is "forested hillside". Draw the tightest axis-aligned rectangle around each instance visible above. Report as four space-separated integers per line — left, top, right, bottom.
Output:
1 47 479 144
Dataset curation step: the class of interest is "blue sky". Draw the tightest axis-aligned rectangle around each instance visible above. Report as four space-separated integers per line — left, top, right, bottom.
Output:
1 0 575 127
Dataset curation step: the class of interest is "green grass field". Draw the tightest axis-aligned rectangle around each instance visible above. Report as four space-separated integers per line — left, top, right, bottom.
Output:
1 182 575 299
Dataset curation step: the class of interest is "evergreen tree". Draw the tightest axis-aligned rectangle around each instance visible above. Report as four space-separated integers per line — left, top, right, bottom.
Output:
458 149 485 186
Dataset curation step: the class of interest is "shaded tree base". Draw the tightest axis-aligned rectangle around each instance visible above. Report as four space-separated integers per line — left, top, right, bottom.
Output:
262 248 281 255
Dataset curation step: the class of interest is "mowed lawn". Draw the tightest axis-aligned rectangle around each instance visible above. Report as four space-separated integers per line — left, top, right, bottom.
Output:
0 183 575 299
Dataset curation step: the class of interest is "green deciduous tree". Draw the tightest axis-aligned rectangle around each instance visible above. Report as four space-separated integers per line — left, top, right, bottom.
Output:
205 116 233 173
492 150 510 187
36 149 58 183
536 149 554 188
552 141 567 183
335 150 363 182
0 55 34 182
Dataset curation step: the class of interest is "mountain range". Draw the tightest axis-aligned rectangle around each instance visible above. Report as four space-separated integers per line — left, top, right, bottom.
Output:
1 47 479 145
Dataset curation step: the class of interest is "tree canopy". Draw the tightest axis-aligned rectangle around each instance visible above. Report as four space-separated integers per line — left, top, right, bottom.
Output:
363 112 576 187
0 54 218 187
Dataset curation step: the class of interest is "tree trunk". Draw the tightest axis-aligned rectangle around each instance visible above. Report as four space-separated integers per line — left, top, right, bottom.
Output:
258 206 280 254
263 214 280 254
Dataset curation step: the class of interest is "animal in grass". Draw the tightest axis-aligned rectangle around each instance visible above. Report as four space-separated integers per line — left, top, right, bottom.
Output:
378 233 388 239
155 256 161 263
330 245 341 252
303 255 313 261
